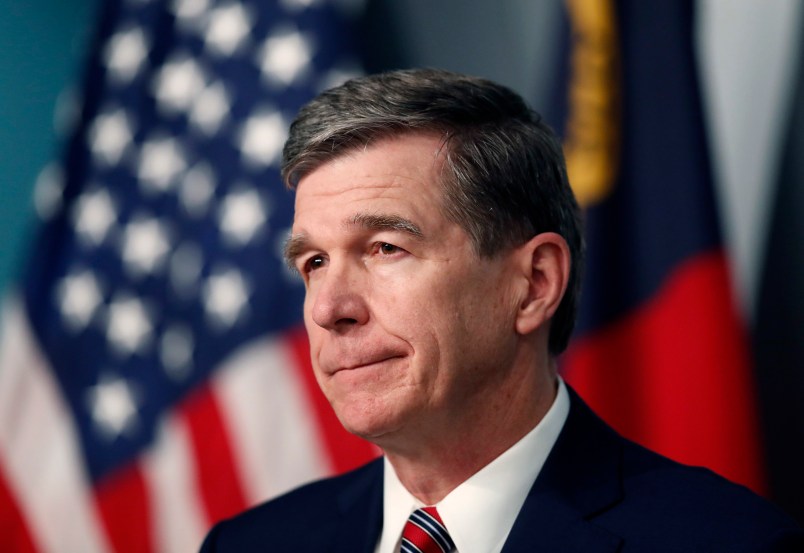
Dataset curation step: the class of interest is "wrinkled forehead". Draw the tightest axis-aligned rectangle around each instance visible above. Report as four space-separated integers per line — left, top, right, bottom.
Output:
290 133 458 238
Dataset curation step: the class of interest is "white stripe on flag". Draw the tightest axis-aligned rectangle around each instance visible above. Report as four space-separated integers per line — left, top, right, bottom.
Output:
212 335 330 505
144 412 208 553
0 297 111 553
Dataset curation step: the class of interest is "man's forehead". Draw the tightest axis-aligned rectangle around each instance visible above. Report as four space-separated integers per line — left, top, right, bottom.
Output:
291 132 448 187
291 211 425 239
288 133 455 238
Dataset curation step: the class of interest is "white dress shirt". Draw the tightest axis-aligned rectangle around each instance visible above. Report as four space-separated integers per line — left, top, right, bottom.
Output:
375 378 570 553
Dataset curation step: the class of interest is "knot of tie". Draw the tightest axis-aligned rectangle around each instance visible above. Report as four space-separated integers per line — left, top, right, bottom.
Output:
401 506 456 553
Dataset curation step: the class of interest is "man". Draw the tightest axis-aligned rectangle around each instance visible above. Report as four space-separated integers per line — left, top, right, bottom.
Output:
201 69 802 552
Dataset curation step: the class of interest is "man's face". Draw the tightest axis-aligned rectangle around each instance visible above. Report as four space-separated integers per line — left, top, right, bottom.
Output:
287 134 522 448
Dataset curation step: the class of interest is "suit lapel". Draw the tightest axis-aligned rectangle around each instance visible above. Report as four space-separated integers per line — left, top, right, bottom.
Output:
501 494 621 552
501 387 625 553
330 459 384 553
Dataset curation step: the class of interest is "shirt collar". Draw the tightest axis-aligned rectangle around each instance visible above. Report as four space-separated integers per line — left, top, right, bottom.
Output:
376 377 570 553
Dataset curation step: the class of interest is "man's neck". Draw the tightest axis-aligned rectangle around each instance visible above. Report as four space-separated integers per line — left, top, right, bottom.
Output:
382 367 558 505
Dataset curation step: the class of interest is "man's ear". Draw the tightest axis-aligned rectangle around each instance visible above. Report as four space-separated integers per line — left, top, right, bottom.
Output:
513 232 571 336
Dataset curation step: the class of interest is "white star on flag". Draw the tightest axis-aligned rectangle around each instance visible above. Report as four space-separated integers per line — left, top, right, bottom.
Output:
171 0 211 28
152 54 206 114
86 374 140 440
189 81 231 134
257 28 314 86
104 27 149 83
160 323 195 380
218 188 268 245
178 162 216 217
57 270 104 331
72 188 117 245
106 295 154 355
121 215 171 277
238 110 287 167
168 241 203 297
202 267 250 328
138 135 188 193
204 3 253 56
89 109 134 166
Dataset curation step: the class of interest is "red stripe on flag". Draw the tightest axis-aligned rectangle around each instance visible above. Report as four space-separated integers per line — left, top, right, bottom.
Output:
563 251 765 493
286 326 379 474
0 463 40 553
95 462 153 553
181 385 248 524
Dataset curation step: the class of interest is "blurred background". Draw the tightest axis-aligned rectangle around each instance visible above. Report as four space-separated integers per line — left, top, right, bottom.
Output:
1 0 802 551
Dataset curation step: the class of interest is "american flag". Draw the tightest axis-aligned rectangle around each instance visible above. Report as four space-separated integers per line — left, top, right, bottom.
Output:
0 0 377 551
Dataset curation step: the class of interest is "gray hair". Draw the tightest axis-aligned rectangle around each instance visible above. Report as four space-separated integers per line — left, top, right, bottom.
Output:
282 68 583 355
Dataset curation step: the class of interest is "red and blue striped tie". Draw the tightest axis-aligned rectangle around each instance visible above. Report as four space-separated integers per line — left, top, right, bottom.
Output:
401 506 456 553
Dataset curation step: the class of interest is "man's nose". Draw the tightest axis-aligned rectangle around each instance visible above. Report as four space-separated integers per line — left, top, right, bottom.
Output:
310 263 370 331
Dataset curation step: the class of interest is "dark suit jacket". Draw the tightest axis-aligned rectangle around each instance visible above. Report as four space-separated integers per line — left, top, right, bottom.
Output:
200 388 803 552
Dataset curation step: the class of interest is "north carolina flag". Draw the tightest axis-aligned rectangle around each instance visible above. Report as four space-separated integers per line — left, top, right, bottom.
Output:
0 1 376 552
556 0 765 493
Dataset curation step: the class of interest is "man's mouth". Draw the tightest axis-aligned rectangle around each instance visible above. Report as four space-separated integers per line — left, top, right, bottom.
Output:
331 354 406 375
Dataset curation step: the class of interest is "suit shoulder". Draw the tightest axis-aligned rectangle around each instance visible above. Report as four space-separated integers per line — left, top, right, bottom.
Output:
561 387 801 546
200 459 382 552
610 439 802 547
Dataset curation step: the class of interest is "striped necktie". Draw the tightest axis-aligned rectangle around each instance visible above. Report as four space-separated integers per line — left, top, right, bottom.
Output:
401 506 456 553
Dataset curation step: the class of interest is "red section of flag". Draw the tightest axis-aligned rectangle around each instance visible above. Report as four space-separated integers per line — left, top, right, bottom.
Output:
286 327 379 474
95 462 153 553
0 464 39 553
563 251 765 493
182 385 249 524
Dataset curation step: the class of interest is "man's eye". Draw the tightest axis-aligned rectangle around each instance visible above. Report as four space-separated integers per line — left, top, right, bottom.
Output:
304 255 325 273
375 242 408 257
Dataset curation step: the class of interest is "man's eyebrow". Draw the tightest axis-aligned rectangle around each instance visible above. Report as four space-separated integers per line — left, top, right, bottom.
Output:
283 233 310 270
347 213 424 239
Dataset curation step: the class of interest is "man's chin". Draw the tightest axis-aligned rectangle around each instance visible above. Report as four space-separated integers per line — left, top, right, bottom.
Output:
332 401 402 444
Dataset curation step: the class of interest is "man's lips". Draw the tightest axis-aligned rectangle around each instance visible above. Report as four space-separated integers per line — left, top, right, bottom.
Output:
326 354 406 375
